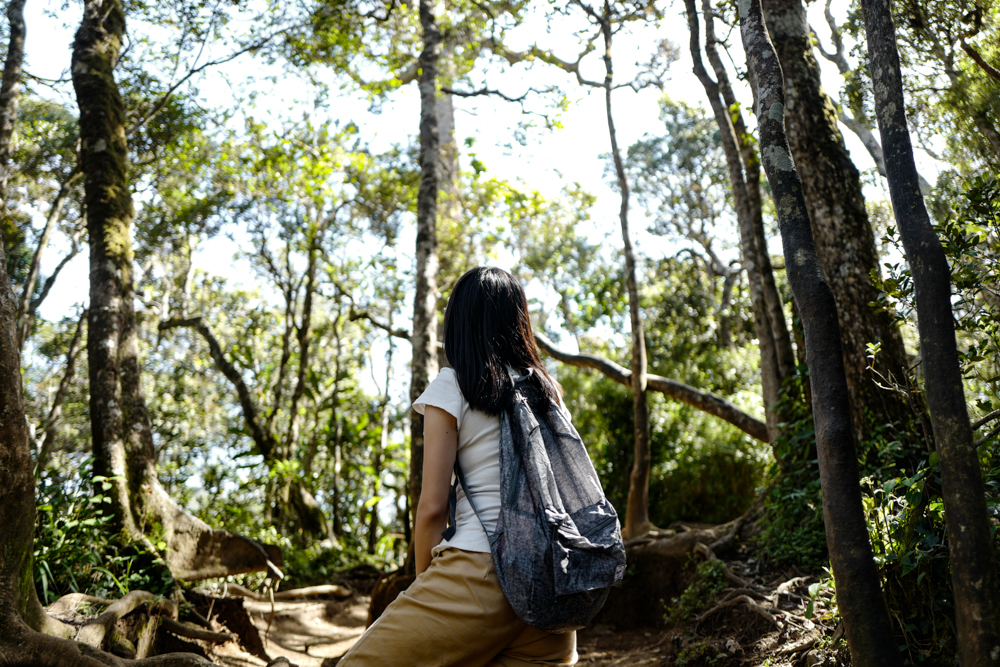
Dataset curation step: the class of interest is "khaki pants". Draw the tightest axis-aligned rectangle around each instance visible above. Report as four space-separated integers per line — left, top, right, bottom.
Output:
339 548 577 667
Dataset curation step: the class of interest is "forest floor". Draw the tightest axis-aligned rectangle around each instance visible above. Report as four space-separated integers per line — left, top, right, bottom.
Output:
179 539 846 667
48 517 845 666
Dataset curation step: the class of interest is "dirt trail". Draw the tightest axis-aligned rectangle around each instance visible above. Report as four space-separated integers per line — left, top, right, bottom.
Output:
208 596 821 667
212 597 368 667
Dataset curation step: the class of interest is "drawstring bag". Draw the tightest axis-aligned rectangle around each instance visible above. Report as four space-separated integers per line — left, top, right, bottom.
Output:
445 371 626 633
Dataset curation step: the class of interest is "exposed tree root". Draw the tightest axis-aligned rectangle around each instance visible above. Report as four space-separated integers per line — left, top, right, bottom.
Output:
48 593 109 616
0 616 216 667
696 594 779 628
272 585 352 600
76 591 176 648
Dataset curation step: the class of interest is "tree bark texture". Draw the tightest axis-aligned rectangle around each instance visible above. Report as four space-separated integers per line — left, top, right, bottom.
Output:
595 3 652 539
73 0 281 582
861 1 1000 661
0 0 26 205
761 0 912 444
701 0 796 385
408 0 442 569
685 0 787 445
738 2 902 664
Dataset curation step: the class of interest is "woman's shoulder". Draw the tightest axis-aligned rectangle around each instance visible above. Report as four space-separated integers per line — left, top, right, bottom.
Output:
413 367 466 422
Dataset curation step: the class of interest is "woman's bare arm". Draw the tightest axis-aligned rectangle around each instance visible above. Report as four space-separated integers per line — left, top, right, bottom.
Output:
414 405 458 575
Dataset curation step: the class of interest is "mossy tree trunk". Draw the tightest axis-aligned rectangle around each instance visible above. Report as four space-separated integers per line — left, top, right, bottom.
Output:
0 0 25 206
0 147 212 667
861 0 1000 661
72 0 279 583
738 1 902 664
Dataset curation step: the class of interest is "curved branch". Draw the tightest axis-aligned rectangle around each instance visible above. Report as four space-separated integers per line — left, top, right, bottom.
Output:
534 334 769 442
159 317 277 459
348 307 411 341
960 39 1000 83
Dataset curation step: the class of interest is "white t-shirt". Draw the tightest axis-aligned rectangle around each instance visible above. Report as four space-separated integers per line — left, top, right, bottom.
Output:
412 367 501 554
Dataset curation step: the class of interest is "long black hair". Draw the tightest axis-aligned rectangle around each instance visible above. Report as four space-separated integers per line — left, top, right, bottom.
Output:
444 267 561 416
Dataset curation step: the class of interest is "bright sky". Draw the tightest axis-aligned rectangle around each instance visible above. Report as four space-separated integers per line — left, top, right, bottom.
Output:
22 0 936 408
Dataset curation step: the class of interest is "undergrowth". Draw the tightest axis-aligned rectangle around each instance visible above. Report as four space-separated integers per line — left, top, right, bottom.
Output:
664 558 727 626
757 369 827 573
34 457 174 604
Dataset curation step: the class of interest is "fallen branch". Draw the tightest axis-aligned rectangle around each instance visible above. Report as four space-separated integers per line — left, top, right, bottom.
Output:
272 584 352 600
534 334 769 442
775 634 819 655
159 618 233 644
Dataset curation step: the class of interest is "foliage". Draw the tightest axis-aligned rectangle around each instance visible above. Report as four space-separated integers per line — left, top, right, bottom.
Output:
757 367 827 571
34 460 174 604
675 641 731 667
664 558 727 625
858 176 1000 663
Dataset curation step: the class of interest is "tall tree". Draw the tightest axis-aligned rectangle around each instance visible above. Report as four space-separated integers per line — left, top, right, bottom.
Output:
408 0 442 568
738 0 902 663
861 0 1000 661
72 0 279 582
571 0 653 538
0 151 213 667
684 0 793 445
761 0 914 444
0 0 26 207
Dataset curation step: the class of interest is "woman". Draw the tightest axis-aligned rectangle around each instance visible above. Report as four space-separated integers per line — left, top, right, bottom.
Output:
338 267 578 666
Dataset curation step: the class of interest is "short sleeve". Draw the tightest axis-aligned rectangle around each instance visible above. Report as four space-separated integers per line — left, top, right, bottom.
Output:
412 368 466 428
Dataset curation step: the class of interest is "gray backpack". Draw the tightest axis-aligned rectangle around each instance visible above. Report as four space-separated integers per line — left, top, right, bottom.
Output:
444 372 627 633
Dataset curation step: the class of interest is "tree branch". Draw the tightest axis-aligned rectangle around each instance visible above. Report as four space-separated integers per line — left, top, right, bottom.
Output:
126 29 290 138
959 39 1000 83
158 316 277 460
534 334 769 442
349 307 412 341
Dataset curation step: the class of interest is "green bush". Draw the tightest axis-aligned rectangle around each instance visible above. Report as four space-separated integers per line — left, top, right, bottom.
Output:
34 457 174 603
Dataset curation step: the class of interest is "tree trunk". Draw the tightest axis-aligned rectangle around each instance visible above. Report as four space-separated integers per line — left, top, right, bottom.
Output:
813 0 933 195
369 341 394 556
594 3 652 539
0 0 26 205
761 0 912 445
738 2 902 664
701 0 795 385
408 0 442 570
73 0 280 583
861 1 1000 661
685 0 787 446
